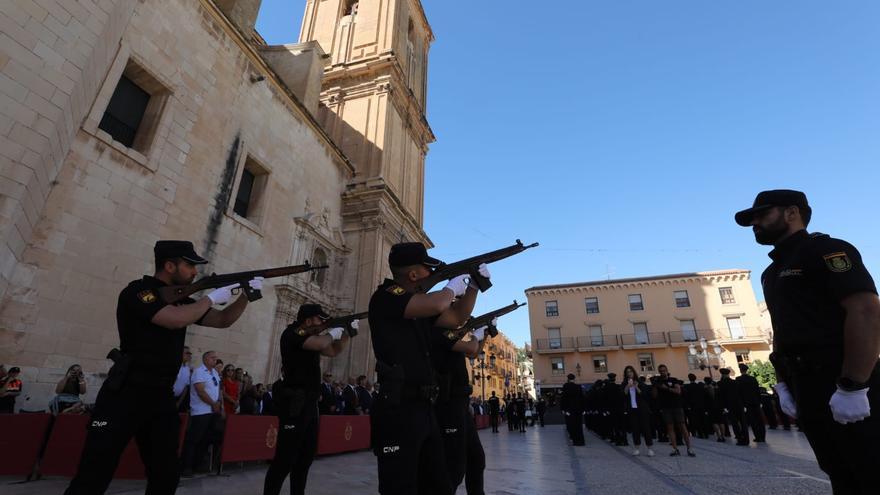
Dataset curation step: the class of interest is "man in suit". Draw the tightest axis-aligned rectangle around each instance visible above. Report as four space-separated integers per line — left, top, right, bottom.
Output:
355 375 373 415
319 372 336 415
737 364 766 442
342 377 360 415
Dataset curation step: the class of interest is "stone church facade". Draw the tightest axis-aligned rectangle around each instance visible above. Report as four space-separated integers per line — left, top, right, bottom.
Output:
0 0 434 408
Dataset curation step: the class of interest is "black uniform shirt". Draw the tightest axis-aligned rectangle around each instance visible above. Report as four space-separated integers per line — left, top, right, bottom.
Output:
762 230 877 358
280 322 321 401
430 328 470 394
656 377 684 410
368 279 437 386
117 276 199 390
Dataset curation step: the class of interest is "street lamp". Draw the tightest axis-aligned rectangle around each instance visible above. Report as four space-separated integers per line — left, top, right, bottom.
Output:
470 352 494 402
575 362 581 377
688 337 724 380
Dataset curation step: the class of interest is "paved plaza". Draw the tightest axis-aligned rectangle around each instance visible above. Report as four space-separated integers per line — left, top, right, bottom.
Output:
2 425 829 494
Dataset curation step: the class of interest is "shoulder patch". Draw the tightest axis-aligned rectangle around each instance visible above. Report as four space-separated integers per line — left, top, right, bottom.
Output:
386 285 406 296
446 330 458 340
297 329 307 337
137 290 157 304
824 252 853 273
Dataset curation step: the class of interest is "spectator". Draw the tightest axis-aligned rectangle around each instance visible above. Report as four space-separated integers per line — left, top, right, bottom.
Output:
319 372 335 415
239 375 260 415
718 368 748 446
262 381 276 416
355 376 372 415
705 377 727 442
51 364 86 415
371 383 380 404
174 346 193 412
683 373 709 439
736 363 766 443
334 382 344 413
181 351 222 477
652 364 695 457
214 358 224 375
342 377 359 415
0 366 23 413
622 366 655 457
221 364 239 416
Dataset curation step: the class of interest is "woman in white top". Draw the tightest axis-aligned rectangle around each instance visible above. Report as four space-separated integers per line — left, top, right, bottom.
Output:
622 366 654 457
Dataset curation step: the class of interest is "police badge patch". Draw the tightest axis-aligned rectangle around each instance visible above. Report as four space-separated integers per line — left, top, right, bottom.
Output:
386 285 406 296
823 252 853 273
137 290 157 303
446 330 458 340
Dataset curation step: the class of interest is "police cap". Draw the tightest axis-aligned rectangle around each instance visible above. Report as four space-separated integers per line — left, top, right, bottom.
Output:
297 304 330 323
154 240 208 265
389 242 443 268
719 368 731 375
735 189 811 227
607 373 617 380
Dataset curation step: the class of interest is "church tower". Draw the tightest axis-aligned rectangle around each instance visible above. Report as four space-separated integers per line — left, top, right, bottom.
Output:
299 0 435 379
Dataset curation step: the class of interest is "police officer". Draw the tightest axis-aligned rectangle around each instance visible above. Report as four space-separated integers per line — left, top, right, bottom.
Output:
264 303 350 495
487 391 501 433
65 241 261 495
368 242 487 494
561 374 586 446
736 363 766 443
431 321 490 494
737 189 880 493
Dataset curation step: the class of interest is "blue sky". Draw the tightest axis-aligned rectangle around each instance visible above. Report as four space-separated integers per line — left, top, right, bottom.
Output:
257 1 880 347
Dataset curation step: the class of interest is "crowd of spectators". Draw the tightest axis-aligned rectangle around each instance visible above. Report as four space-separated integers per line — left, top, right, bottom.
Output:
319 372 376 415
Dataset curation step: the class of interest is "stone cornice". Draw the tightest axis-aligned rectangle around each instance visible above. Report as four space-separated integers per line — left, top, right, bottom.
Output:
341 182 432 247
525 270 752 296
201 0 355 177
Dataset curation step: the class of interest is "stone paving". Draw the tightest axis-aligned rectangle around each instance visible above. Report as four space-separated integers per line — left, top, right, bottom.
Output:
2 426 830 494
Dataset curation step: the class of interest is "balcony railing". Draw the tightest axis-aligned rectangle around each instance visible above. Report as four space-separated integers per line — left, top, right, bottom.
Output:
619 332 667 346
576 335 619 348
713 327 769 342
667 330 716 344
535 337 576 351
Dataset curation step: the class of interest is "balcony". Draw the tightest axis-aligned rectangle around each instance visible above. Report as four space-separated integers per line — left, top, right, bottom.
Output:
576 335 620 352
667 330 717 347
534 337 576 354
713 327 771 345
619 332 667 349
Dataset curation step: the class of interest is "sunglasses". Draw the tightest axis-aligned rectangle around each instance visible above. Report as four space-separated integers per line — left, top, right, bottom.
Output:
212 376 218 386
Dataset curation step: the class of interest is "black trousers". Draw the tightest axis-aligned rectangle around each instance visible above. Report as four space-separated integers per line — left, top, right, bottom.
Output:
65 386 179 495
727 408 749 442
792 370 880 495
263 403 319 495
180 413 218 472
371 398 451 495
564 411 585 445
626 408 653 447
537 412 545 426
436 397 485 495
744 404 766 441
489 413 499 432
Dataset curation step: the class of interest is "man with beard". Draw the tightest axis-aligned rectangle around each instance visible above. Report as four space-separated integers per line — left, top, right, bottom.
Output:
737 190 880 494
65 241 261 495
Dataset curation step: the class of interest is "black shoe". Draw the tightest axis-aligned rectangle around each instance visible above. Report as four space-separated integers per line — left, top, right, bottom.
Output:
736 440 749 446
687 449 696 457
716 438 725 443
670 449 681 457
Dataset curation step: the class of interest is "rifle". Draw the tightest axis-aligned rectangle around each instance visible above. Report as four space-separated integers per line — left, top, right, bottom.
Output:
415 240 539 293
299 312 368 338
444 300 526 341
157 262 327 304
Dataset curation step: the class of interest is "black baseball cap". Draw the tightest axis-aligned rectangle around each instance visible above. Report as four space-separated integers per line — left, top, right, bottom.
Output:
297 304 330 322
388 242 443 268
735 190 811 227
154 240 208 265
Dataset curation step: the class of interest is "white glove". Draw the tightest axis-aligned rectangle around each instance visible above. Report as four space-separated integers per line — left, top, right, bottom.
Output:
327 327 344 341
564 411 570 417
248 276 264 291
773 382 798 419
472 326 487 342
444 275 470 297
468 264 491 289
491 317 498 328
207 284 239 305
350 320 359 330
829 386 871 424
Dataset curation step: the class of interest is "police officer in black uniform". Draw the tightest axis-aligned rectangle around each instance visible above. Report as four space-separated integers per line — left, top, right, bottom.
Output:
369 242 484 494
431 321 490 494
263 303 350 495
561 374 586 446
65 241 261 495
488 391 501 433
737 189 880 494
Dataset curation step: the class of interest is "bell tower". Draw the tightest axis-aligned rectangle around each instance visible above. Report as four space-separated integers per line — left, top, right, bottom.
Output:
299 0 435 379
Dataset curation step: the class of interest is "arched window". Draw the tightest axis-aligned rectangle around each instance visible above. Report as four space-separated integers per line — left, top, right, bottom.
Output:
310 247 328 287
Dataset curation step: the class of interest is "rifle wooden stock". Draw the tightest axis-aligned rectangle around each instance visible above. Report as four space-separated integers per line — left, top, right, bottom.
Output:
415 240 539 293
157 262 327 304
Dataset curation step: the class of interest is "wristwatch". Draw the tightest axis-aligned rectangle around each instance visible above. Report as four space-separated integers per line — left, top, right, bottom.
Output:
838 377 869 391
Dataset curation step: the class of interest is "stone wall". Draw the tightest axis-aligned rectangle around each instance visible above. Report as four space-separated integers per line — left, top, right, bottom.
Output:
0 0 355 410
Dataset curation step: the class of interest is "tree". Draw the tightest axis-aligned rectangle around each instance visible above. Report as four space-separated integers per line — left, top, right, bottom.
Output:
748 360 777 389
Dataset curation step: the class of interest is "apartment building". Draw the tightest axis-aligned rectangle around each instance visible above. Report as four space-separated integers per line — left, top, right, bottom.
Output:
525 270 771 396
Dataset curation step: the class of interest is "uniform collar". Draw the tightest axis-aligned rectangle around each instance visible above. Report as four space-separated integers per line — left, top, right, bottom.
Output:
768 229 809 261
143 275 169 286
